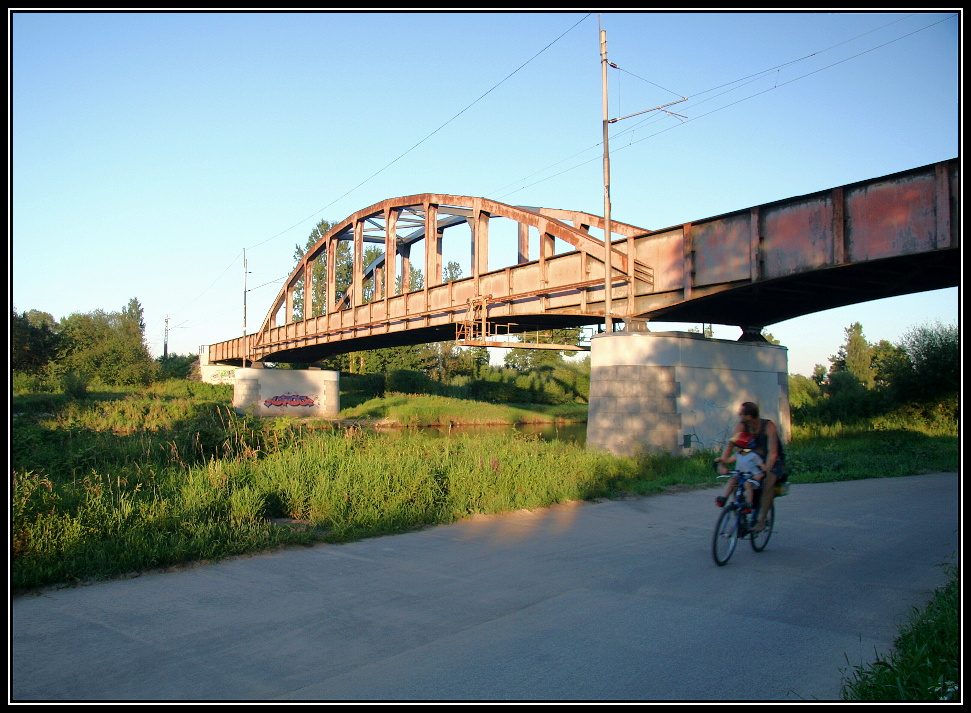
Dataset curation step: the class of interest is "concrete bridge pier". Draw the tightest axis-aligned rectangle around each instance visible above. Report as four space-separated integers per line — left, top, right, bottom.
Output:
231 367 340 418
586 331 790 457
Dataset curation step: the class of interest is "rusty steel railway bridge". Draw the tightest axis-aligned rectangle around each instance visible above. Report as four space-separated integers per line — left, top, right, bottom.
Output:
208 159 959 366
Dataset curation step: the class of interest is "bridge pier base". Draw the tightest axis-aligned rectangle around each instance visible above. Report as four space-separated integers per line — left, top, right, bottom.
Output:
231 368 340 418
586 331 789 457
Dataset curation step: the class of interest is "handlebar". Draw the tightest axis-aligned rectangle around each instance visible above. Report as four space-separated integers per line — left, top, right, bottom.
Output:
714 461 762 477
715 469 762 486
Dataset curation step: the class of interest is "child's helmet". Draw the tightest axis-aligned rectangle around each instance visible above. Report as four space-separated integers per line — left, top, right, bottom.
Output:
730 431 754 449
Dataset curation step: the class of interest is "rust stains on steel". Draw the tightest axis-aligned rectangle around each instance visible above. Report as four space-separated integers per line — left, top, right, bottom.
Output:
208 159 958 365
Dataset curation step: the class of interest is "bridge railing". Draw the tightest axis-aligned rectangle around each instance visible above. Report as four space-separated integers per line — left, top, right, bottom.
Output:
243 247 647 362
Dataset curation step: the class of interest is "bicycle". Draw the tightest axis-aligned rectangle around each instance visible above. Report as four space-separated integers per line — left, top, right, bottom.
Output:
711 468 774 566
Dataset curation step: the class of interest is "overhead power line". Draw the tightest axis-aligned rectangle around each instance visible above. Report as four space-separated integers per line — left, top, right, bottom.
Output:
493 12 955 201
245 13 593 253
173 14 595 327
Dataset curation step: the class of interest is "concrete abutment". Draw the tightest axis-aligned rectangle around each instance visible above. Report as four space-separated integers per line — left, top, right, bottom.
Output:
199 352 340 418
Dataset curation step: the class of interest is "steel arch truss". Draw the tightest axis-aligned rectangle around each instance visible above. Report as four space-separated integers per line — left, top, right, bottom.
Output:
247 194 653 362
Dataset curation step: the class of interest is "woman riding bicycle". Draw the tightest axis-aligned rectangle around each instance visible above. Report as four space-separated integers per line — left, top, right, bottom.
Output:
716 401 786 533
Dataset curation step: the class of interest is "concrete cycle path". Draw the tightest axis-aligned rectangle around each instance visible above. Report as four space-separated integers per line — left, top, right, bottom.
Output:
12 472 958 702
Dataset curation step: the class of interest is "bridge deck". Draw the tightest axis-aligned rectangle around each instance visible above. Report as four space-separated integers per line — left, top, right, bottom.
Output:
208 158 958 365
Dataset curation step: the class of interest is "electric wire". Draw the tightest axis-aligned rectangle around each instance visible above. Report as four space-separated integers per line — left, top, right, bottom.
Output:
244 12 592 253
168 13 593 336
493 12 955 201
618 14 957 152
168 249 243 319
610 11 928 138
170 12 952 342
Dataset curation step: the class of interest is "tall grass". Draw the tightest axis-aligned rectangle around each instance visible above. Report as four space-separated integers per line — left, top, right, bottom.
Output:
339 392 587 426
786 427 959 483
10 382 711 589
11 382 959 591
240 430 633 540
11 424 650 589
840 561 960 701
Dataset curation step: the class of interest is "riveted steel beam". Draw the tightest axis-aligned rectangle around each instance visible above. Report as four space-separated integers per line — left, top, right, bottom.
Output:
208 160 958 364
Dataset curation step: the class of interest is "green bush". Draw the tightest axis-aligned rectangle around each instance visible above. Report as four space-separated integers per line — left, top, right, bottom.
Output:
893 322 959 402
794 320 959 428
789 373 822 409
386 369 434 394
156 354 198 380
13 371 57 395
338 371 386 408
60 370 90 400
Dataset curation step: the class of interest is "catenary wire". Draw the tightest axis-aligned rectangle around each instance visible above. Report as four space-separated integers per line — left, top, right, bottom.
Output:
493 12 954 201
168 13 594 327
244 13 592 252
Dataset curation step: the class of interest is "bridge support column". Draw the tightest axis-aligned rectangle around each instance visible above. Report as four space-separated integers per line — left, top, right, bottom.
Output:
232 368 340 418
587 331 789 456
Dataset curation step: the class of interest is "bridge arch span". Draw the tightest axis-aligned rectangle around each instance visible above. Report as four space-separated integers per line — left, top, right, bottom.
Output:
206 159 958 365
260 193 650 334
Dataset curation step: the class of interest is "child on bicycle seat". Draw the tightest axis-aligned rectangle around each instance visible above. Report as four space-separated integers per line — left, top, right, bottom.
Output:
715 431 765 512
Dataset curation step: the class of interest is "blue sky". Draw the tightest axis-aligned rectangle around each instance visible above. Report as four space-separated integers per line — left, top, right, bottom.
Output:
11 11 959 376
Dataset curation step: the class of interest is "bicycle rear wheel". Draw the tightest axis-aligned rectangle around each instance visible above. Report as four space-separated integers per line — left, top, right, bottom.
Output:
750 503 775 552
712 506 740 566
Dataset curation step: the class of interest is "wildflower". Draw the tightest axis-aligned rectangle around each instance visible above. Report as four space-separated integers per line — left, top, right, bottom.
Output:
931 678 958 701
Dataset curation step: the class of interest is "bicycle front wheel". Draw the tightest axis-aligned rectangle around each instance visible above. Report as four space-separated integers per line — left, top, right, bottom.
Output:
750 503 775 552
712 506 740 566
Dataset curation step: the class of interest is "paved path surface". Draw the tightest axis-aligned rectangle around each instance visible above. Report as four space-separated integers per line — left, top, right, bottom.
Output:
11 472 958 702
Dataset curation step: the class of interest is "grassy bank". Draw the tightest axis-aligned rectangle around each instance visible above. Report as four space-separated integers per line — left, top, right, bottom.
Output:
787 428 959 483
11 384 960 700
12 384 959 592
10 421 650 590
840 561 960 701
338 392 587 426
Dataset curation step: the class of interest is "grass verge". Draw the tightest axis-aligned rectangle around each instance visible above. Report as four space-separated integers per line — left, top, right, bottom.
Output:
12 386 959 593
12 383 959 699
337 392 587 426
840 560 960 701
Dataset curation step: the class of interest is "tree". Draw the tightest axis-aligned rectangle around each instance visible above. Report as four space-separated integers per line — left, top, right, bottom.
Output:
157 353 198 380
788 373 822 409
351 344 437 375
893 322 959 401
359 245 386 304
426 342 490 382
871 339 908 389
56 298 158 386
458 345 490 377
291 219 337 320
12 308 59 372
289 227 485 379
811 364 828 386
396 263 424 294
24 309 58 332
442 261 462 283
829 322 875 389
122 297 146 335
